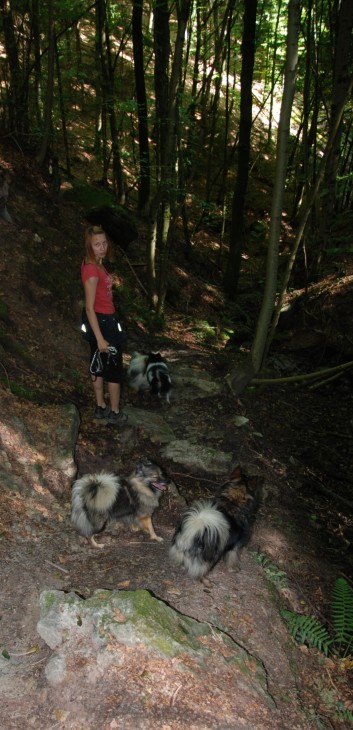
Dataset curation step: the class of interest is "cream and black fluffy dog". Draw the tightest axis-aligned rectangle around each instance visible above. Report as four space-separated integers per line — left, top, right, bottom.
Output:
169 465 263 578
71 458 168 548
127 351 172 403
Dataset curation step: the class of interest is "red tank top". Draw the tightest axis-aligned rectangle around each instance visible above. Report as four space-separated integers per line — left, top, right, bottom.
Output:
81 261 115 314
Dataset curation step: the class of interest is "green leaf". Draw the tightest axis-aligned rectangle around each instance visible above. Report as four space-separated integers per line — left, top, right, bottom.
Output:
282 610 332 656
331 577 353 654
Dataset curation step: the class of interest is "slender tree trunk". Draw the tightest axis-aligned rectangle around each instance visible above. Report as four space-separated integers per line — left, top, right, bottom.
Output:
223 0 258 300
96 0 125 202
148 0 192 314
37 0 55 167
218 4 237 209
147 0 170 308
204 2 231 201
289 0 313 222
226 0 301 395
184 5 202 183
265 73 353 357
55 36 71 177
267 0 281 145
31 0 42 129
0 0 29 135
322 0 353 220
132 0 151 212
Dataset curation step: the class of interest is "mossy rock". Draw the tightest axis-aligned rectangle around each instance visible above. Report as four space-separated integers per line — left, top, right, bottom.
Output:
37 588 272 705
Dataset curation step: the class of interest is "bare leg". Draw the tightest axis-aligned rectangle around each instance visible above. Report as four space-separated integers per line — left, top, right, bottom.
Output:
107 382 121 412
91 375 106 407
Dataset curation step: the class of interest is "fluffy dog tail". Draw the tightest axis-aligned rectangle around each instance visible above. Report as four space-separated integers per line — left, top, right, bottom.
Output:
71 472 121 538
127 352 149 393
146 353 172 403
169 501 230 579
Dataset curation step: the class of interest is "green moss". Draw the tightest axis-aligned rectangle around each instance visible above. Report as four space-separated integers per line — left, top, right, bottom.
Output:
0 376 36 401
38 589 272 706
40 590 57 614
62 180 116 209
108 589 212 657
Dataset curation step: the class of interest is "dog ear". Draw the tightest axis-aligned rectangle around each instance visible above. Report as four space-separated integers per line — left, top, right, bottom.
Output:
249 475 264 492
134 457 152 475
229 465 242 481
148 352 164 362
134 459 144 475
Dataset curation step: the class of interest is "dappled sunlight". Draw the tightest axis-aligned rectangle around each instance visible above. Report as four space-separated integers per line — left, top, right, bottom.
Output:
257 523 293 559
0 419 57 536
1 419 46 474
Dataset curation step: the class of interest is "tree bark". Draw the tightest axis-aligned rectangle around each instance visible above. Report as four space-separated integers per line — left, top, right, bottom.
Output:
0 0 29 135
321 0 353 221
37 0 55 167
226 0 301 395
223 0 258 299
96 0 125 203
132 0 151 212
148 0 192 314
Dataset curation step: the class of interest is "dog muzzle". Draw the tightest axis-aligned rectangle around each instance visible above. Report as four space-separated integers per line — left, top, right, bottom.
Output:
151 480 167 491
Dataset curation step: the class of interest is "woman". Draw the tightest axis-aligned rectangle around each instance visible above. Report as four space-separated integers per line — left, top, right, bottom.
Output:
81 225 127 424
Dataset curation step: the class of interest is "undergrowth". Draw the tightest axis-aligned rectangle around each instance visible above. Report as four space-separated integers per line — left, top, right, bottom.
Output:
254 552 353 725
282 576 353 658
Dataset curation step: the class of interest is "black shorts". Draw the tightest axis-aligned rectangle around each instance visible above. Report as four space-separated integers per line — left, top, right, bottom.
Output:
82 311 126 384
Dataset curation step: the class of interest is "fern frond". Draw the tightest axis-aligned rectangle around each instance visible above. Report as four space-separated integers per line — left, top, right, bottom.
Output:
282 610 332 656
331 577 353 655
337 701 353 724
252 551 288 588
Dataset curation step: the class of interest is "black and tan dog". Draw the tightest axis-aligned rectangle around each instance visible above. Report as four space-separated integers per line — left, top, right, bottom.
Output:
71 458 168 548
169 465 263 579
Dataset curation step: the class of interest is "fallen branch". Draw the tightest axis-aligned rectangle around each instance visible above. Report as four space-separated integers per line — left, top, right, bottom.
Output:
301 466 353 510
44 559 69 574
309 371 345 390
252 359 353 385
310 481 353 510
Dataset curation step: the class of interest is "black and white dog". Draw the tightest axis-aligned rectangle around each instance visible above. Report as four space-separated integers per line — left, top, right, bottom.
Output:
127 351 172 403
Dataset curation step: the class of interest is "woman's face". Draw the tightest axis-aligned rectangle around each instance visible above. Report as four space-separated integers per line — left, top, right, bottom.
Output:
91 233 108 263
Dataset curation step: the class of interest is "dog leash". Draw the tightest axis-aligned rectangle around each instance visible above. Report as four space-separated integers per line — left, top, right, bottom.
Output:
90 345 119 375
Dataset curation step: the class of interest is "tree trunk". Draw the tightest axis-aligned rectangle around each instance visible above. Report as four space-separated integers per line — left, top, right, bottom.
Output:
0 0 29 135
267 0 282 145
226 0 301 395
132 0 151 212
55 36 71 177
96 0 125 203
148 0 192 313
31 0 42 129
265 73 353 356
37 0 55 167
321 0 353 221
223 0 258 300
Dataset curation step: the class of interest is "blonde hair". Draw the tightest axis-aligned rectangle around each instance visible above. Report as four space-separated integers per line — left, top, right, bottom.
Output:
84 225 114 263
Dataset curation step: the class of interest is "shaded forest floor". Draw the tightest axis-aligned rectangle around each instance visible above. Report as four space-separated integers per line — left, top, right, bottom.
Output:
0 140 353 728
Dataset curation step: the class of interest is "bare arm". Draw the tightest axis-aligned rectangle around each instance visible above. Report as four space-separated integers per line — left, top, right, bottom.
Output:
84 277 109 352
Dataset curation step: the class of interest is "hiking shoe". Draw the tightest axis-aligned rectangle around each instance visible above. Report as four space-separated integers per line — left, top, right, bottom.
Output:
94 405 108 419
106 410 128 425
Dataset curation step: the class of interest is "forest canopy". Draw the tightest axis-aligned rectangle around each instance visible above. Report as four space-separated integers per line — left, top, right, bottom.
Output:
1 0 353 384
